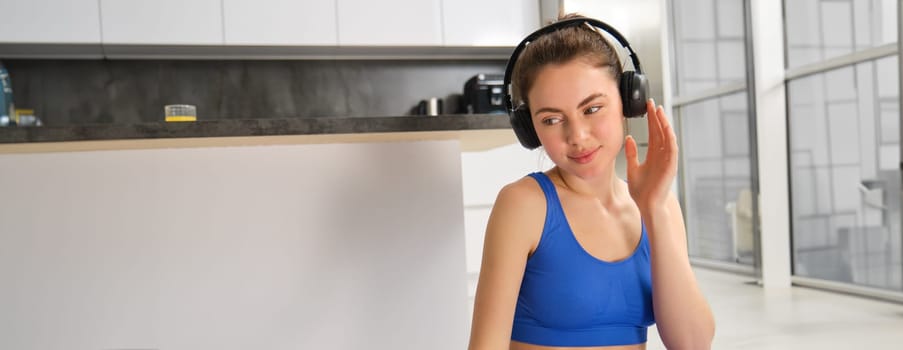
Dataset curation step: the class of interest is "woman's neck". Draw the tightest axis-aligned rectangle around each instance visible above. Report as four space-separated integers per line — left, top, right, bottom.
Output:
554 166 624 208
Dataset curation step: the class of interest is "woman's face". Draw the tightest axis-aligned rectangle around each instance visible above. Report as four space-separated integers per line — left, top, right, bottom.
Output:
527 58 624 179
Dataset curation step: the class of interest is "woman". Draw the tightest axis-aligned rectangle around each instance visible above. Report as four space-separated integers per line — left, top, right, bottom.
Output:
468 14 715 350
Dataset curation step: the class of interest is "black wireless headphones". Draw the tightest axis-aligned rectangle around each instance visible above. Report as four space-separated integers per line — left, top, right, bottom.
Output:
503 17 648 149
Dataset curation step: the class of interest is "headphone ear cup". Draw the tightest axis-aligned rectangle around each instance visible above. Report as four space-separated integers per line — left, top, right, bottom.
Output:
619 71 648 118
509 106 541 149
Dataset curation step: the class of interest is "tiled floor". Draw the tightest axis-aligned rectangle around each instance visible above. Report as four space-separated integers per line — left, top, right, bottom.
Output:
467 268 903 349
646 268 903 349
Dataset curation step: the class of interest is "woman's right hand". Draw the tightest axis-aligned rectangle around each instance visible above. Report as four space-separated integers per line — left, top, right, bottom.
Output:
624 99 679 213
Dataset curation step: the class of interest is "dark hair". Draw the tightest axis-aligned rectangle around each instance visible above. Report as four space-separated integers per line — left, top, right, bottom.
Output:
511 13 623 107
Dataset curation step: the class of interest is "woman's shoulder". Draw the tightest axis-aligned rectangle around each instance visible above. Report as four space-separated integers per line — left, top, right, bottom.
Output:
495 173 548 209
488 173 550 228
485 173 549 254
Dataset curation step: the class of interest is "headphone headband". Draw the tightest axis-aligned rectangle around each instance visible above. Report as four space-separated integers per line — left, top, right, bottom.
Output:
503 17 643 112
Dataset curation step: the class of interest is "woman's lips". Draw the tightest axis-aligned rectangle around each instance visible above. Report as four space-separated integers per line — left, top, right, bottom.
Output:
568 146 600 164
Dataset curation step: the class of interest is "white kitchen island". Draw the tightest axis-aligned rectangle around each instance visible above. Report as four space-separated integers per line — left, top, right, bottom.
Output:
0 117 515 350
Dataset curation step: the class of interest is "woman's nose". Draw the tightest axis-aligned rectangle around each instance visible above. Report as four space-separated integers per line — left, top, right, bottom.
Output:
566 117 590 144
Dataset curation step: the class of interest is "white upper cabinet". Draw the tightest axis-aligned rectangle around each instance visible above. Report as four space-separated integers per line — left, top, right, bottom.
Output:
442 0 540 46
337 0 442 46
223 0 337 45
1 0 538 57
0 0 101 43
100 0 223 45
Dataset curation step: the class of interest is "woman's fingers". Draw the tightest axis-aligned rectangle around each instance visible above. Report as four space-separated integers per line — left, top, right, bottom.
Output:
645 99 659 151
638 100 679 173
625 135 639 176
658 105 678 158
654 105 679 177
656 104 668 150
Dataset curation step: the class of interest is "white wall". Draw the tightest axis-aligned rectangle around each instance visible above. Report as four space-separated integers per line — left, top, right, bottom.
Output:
0 140 468 350
751 0 792 288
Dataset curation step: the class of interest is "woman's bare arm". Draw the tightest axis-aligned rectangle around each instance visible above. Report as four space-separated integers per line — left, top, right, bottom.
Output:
643 193 715 349
468 180 545 350
626 100 715 349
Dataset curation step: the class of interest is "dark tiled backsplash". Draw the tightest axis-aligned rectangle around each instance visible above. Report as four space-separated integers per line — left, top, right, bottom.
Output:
4 59 505 126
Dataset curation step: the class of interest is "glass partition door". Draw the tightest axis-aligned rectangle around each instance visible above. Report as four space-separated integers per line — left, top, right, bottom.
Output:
787 57 902 291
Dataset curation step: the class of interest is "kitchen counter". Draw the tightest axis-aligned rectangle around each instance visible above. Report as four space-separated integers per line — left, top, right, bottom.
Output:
1 125 475 350
0 114 516 153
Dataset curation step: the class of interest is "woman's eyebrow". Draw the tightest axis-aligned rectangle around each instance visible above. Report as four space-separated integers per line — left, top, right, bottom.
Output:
533 93 608 115
577 93 607 108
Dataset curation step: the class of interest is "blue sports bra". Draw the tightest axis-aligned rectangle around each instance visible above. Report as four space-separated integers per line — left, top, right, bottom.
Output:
511 172 655 347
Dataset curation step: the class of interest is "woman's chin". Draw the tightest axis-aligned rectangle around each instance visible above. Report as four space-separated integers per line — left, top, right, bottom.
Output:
561 163 603 179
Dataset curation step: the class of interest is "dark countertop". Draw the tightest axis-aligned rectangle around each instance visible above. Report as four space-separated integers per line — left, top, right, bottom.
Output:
0 114 511 144
0 114 517 154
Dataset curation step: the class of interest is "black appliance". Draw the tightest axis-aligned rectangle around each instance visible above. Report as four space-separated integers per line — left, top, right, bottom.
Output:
462 74 506 114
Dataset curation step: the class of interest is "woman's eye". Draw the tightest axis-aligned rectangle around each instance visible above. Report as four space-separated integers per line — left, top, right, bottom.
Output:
585 105 601 114
541 117 562 125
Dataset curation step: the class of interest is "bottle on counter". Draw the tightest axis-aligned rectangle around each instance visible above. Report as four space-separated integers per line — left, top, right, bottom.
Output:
164 104 197 122
0 61 14 127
